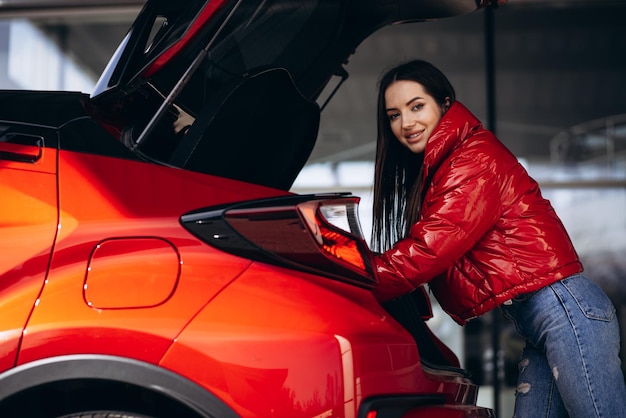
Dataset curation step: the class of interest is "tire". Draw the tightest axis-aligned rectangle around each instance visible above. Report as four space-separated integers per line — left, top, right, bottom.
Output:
58 412 154 418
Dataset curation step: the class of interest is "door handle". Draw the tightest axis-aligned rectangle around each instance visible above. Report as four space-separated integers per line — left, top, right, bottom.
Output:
0 133 43 163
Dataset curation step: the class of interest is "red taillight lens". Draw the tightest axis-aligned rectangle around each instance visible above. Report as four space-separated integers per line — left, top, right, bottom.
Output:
319 224 365 271
297 199 369 275
181 194 376 288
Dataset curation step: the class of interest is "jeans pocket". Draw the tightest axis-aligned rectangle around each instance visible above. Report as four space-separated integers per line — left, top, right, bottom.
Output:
560 275 616 322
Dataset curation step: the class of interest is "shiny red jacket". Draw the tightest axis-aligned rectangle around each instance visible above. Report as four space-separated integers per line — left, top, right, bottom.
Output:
374 101 583 325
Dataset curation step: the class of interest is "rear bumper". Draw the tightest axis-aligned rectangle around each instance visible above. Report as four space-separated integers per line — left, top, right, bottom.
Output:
358 395 494 418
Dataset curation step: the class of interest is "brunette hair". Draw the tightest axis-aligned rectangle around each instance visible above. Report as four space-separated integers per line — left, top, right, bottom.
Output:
371 59 455 252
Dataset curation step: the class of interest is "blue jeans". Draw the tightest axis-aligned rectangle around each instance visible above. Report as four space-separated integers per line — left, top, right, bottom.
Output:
501 274 626 418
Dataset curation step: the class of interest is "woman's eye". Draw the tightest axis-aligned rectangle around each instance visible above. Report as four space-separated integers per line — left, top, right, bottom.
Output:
412 103 424 111
388 113 399 121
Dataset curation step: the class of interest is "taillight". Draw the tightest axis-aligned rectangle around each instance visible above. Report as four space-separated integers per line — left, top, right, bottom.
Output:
180 194 376 287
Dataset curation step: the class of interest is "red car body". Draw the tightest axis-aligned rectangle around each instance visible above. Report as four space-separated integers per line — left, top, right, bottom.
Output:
0 1 502 417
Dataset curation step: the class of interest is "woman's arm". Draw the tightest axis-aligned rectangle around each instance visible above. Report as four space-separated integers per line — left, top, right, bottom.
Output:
373 152 503 301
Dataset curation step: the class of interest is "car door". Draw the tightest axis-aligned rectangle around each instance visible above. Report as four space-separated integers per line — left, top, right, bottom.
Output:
0 124 58 371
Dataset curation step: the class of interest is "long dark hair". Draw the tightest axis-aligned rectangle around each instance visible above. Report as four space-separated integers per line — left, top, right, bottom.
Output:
371 60 456 253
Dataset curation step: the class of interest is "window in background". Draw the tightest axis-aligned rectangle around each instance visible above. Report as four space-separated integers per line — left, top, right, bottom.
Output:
6 20 94 92
0 7 136 93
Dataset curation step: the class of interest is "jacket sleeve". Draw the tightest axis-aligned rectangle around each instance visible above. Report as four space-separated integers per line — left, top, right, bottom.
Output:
373 153 504 302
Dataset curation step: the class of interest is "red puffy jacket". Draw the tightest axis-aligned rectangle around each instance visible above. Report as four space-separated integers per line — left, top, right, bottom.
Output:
374 101 582 325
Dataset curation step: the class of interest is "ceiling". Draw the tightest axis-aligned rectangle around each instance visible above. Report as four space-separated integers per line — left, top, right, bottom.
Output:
2 0 625 163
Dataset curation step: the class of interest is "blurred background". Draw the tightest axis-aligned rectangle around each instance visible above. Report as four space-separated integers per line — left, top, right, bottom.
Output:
1 0 624 416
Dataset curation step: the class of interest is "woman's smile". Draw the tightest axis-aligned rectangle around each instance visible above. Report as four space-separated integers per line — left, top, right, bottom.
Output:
405 128 426 143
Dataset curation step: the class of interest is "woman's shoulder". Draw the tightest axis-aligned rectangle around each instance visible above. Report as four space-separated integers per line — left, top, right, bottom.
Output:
434 131 523 192
455 127 518 165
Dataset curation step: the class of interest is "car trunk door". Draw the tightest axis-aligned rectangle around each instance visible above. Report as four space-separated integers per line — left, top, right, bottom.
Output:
86 0 498 190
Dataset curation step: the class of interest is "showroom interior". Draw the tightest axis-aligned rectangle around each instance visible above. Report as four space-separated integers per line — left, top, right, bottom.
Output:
0 0 624 416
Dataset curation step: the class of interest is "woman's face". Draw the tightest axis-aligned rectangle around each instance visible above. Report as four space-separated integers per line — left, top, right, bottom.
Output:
384 80 444 154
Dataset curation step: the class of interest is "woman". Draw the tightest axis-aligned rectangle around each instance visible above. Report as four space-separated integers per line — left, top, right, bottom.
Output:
371 59 626 417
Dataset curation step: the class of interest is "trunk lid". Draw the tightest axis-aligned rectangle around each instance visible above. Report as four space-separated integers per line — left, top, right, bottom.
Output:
88 0 498 190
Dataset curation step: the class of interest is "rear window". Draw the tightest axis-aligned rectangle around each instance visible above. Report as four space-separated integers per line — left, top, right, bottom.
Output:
151 0 342 116
94 0 342 115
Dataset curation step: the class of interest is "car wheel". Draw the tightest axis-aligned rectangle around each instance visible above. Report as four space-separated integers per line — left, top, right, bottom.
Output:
58 412 153 418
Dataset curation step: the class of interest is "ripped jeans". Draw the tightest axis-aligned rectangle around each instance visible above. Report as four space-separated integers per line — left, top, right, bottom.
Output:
501 274 626 418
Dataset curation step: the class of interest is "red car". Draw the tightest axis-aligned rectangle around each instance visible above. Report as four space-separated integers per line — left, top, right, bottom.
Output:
0 1 499 417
